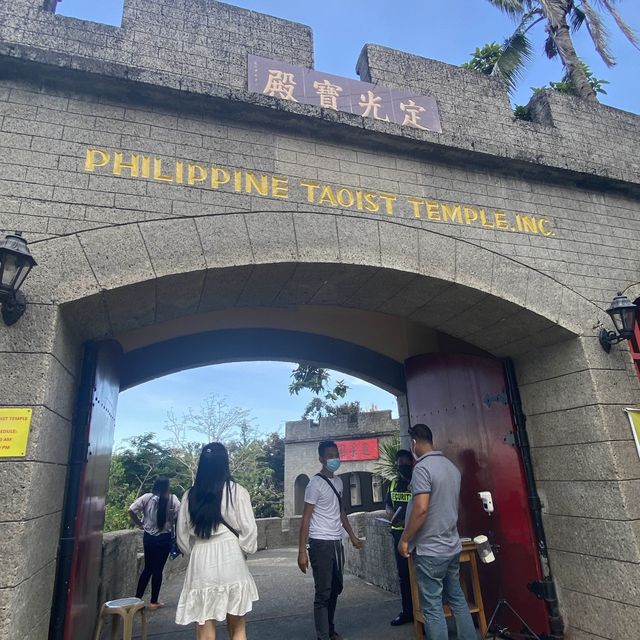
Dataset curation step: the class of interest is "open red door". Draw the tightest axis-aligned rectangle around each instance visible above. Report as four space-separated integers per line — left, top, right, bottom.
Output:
405 353 551 638
50 340 122 640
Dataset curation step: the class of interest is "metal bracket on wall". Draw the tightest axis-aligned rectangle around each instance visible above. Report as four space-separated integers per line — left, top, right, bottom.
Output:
503 431 516 446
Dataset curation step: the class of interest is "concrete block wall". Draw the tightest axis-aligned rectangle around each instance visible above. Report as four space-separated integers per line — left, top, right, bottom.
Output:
0 73 637 308
0 2 638 640
0 308 78 640
285 411 399 442
515 337 640 638
0 0 313 93
357 44 640 186
284 412 399 517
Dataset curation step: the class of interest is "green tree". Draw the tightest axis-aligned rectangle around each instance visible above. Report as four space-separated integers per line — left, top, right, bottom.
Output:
462 41 533 94
103 433 186 533
164 394 253 483
228 434 284 518
104 454 137 532
289 364 357 420
533 60 609 93
259 432 285 494
478 1 638 100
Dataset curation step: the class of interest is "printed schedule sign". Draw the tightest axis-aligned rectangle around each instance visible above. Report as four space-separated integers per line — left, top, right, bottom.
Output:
625 408 640 459
0 408 33 457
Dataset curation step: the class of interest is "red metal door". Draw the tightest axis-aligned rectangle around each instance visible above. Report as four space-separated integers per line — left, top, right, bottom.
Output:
61 341 122 640
405 353 550 636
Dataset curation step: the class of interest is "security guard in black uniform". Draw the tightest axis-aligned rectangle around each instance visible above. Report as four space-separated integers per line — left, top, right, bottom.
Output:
385 449 414 626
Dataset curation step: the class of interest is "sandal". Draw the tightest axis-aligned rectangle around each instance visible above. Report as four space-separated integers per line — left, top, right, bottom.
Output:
148 602 165 610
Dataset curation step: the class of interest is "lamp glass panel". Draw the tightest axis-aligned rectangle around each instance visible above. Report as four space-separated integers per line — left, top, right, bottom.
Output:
0 253 19 288
621 307 637 334
13 264 31 291
611 310 624 333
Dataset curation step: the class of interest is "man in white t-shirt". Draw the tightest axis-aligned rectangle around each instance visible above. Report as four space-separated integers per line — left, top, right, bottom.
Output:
298 440 364 640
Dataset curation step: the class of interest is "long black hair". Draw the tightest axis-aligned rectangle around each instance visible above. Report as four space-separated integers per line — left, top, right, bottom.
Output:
188 442 234 539
152 476 170 529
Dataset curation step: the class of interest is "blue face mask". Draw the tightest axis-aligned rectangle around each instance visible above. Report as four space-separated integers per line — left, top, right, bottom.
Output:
325 458 341 472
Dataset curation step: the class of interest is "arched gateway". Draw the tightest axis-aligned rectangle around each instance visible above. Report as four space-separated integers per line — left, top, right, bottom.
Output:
1 2 639 640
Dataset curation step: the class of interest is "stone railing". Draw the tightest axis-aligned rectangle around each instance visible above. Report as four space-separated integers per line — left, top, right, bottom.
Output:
99 511 397 609
344 510 399 594
100 516 304 604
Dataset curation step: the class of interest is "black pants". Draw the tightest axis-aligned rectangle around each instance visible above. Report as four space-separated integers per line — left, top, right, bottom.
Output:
308 538 344 640
391 529 414 617
136 531 172 603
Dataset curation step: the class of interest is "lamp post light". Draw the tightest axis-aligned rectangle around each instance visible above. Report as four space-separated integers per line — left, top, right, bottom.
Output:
0 232 37 326
598 292 638 353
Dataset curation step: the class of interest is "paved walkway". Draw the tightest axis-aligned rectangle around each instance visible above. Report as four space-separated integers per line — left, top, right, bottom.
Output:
133 547 417 640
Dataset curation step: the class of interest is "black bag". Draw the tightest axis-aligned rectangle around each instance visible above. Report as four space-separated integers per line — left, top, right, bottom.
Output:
169 495 182 560
169 535 181 561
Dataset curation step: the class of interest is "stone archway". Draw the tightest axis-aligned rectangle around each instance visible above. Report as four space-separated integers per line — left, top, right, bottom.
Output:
293 474 310 516
4 211 639 640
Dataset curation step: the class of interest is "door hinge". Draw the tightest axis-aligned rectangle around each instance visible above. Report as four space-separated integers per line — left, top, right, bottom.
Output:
503 431 516 446
528 578 557 601
484 391 508 407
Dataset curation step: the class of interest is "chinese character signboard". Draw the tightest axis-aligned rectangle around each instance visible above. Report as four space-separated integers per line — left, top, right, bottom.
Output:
248 55 442 134
0 408 33 457
625 408 640 459
336 438 380 462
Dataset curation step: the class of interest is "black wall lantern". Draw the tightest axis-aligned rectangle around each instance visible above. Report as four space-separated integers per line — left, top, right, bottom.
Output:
599 292 637 352
0 232 37 326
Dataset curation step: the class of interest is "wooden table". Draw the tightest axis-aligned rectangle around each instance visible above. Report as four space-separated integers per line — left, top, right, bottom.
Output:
408 540 487 639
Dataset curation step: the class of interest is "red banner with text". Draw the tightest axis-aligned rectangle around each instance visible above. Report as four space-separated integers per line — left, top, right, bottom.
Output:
336 438 379 461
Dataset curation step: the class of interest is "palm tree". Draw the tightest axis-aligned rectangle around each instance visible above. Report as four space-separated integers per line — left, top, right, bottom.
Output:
373 434 401 481
485 1 638 100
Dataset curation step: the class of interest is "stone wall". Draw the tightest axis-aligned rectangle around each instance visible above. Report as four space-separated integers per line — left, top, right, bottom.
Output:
0 2 636 310
357 44 640 186
343 511 399 595
100 517 303 609
0 2 639 640
284 411 399 516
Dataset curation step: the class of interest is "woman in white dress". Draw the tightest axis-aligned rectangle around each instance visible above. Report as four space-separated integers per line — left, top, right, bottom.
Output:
175 442 259 640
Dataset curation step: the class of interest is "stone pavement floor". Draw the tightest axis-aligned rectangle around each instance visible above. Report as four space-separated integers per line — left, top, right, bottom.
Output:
132 547 481 640
132 547 417 640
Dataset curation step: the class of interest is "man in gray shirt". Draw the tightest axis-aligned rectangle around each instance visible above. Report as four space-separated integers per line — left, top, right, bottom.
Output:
398 423 477 640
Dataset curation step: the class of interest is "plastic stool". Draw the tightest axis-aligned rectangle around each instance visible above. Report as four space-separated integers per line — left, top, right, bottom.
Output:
93 597 147 640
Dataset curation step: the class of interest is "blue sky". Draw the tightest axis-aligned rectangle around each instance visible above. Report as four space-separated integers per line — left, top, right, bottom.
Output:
56 0 639 112
54 1 638 444
117 362 396 445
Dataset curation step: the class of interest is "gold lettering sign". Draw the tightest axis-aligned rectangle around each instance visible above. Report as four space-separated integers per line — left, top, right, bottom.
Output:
84 148 555 238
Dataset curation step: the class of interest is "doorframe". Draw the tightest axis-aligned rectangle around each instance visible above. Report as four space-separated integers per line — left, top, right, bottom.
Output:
504 358 564 639
49 340 122 640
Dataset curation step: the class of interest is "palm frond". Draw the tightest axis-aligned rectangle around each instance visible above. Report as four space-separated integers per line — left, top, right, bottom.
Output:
373 434 400 481
491 30 535 94
596 0 640 48
570 6 587 33
581 0 616 66
485 0 527 19
544 33 559 58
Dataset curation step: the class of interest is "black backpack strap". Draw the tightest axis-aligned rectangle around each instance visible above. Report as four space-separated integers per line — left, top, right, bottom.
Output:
315 473 342 508
221 516 240 538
